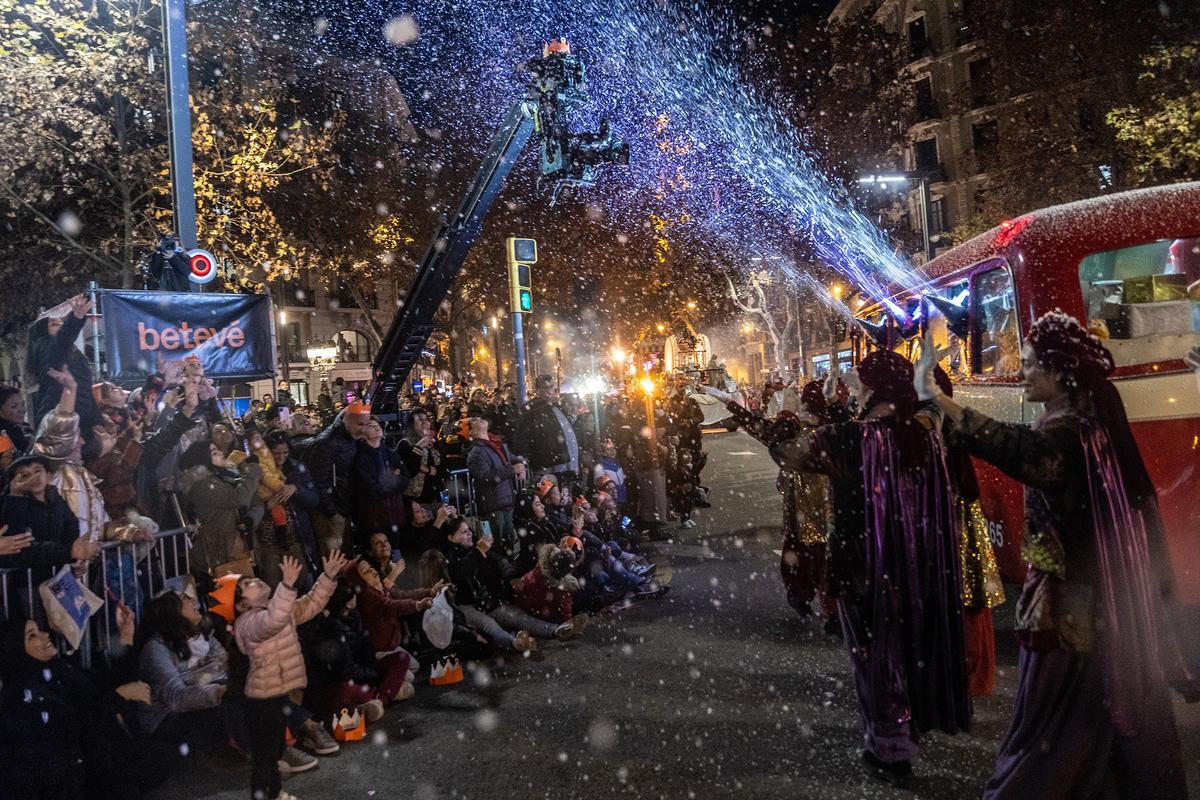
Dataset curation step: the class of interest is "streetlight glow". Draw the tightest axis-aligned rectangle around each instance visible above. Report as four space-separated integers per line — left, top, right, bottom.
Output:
639 376 655 395
611 346 626 363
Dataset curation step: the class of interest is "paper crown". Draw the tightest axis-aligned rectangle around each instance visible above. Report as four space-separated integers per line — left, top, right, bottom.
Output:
345 400 372 415
534 477 556 498
0 430 13 455
429 656 464 686
207 573 241 622
559 535 583 555
332 707 366 741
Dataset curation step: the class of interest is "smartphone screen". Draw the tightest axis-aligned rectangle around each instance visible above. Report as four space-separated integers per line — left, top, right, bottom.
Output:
279 407 292 427
440 491 450 506
480 520 493 542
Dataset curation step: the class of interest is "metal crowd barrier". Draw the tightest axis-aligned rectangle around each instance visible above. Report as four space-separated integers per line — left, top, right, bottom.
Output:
0 527 193 668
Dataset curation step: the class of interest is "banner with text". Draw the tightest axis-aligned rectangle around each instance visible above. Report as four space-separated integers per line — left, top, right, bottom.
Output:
101 290 275 381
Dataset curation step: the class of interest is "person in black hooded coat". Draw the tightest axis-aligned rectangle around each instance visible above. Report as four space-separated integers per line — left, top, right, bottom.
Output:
0 616 179 800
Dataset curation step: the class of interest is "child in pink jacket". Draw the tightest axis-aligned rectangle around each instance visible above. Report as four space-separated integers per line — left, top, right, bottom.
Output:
234 551 346 800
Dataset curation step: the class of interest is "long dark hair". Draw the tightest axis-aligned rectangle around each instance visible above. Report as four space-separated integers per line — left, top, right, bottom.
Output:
138 592 199 661
179 438 215 472
25 317 53 385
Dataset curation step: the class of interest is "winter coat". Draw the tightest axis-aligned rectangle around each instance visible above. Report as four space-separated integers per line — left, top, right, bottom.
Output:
180 461 262 573
304 610 380 691
34 409 112 544
0 647 172 800
86 425 142 516
136 633 228 735
348 565 433 653
133 406 203 524
512 510 561 575
267 458 321 571
448 544 517 613
395 518 450 564
513 550 576 623
234 573 336 699
302 413 358 517
29 312 99 432
148 250 191 292
0 487 81 578
511 400 577 474
396 433 443 503
465 437 517 514
352 440 410 534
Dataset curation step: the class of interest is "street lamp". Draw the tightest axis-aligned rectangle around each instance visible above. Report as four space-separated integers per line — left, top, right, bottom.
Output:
639 376 658 464
686 300 697 311
307 341 338 389
655 322 666 334
856 172 936 262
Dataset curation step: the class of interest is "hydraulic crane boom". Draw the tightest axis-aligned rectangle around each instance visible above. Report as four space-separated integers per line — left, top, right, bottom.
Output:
367 40 627 413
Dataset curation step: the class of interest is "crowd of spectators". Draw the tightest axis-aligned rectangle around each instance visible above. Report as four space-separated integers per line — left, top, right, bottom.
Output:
0 298 702 800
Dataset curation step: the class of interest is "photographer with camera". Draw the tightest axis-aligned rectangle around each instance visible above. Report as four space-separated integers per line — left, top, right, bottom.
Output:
147 235 192 292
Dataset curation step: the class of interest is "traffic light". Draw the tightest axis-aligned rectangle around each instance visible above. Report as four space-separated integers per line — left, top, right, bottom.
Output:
506 237 536 313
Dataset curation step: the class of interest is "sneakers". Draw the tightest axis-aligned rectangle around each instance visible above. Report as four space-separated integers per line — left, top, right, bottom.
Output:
631 562 657 578
635 583 670 600
277 745 318 774
359 698 385 724
554 614 590 639
678 518 696 529
513 630 538 652
297 722 339 756
394 681 416 701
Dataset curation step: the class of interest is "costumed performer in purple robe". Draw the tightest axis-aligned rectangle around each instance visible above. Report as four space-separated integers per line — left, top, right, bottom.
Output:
914 312 1194 799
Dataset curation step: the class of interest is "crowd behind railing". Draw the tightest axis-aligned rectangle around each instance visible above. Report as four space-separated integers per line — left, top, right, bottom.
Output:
0 296 707 800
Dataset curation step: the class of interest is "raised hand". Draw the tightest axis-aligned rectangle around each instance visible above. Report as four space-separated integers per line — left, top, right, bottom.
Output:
914 330 953 401
46 366 76 392
280 555 302 587
68 294 92 319
322 549 349 578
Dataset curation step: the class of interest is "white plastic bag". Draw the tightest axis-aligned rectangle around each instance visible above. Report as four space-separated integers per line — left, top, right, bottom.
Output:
39 565 104 653
421 588 454 649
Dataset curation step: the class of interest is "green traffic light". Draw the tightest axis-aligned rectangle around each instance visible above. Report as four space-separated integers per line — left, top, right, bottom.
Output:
519 290 532 311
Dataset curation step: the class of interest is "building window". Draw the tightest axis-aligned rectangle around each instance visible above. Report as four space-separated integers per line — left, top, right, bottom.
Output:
281 276 315 307
907 15 930 60
928 197 947 236
335 281 377 310
285 322 302 356
335 330 373 363
972 121 999 172
914 137 940 172
969 58 994 107
914 76 938 121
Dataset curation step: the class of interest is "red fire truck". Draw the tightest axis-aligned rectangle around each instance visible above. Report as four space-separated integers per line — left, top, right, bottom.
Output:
856 182 1200 604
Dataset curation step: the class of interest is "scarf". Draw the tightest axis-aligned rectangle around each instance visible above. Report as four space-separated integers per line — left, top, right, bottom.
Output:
475 434 510 465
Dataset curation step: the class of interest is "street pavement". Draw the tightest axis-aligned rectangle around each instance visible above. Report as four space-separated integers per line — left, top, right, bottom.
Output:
157 429 1200 800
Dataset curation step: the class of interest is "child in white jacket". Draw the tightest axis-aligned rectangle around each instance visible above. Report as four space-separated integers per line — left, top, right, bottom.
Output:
234 552 347 800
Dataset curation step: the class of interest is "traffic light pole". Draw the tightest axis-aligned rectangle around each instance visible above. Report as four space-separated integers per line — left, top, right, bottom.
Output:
511 311 528 406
